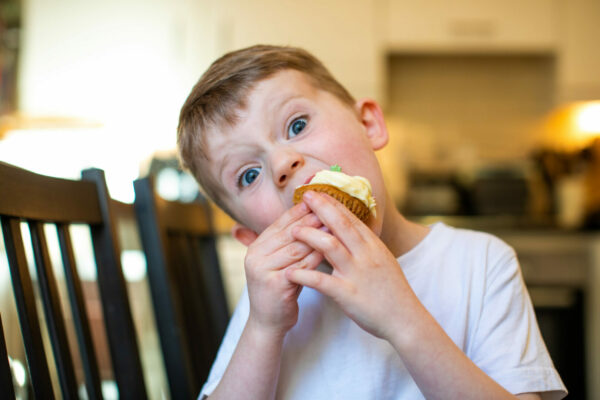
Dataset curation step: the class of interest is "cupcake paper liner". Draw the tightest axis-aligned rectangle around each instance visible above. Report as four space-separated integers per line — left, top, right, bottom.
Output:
293 184 370 222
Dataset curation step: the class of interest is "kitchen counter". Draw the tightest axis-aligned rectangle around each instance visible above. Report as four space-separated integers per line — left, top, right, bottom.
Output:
412 214 562 231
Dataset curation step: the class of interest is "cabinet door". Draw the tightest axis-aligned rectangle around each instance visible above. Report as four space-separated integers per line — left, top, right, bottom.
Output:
556 0 600 101
385 0 559 51
214 0 381 99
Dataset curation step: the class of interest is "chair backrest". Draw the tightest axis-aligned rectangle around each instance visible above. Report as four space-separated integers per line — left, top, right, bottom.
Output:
0 162 147 399
133 176 229 399
0 313 16 398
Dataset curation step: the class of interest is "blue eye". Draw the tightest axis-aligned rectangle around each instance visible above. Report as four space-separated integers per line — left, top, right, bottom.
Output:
240 167 261 187
288 117 307 138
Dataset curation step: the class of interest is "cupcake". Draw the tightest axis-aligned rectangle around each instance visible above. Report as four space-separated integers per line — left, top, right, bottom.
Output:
293 165 376 222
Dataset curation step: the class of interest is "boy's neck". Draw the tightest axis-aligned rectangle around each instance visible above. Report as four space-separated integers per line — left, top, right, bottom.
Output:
379 195 430 258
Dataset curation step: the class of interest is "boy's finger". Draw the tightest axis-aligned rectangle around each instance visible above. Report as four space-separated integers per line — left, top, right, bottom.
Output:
284 268 345 300
300 191 368 250
292 225 352 272
262 202 311 237
269 241 317 271
259 211 321 255
286 250 324 271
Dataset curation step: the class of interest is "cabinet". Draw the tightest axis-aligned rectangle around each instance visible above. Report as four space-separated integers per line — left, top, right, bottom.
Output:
381 0 600 101
556 0 600 102
213 0 382 100
384 0 560 52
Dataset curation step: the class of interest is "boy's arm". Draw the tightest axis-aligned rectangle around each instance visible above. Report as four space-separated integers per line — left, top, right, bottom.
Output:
207 203 323 400
207 318 285 400
286 191 524 400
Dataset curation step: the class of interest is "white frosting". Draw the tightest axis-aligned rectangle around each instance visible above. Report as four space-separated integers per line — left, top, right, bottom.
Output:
305 170 376 216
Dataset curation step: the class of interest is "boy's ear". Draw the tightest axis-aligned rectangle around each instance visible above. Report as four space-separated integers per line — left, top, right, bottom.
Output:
231 223 259 246
355 98 389 151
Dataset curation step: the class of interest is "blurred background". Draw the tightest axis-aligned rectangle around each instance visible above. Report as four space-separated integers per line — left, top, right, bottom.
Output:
1 0 599 398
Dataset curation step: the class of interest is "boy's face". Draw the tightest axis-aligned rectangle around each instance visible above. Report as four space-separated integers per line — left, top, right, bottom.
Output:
206 70 388 236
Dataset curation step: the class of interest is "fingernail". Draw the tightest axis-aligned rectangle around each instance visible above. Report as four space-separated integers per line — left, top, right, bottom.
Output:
303 190 315 200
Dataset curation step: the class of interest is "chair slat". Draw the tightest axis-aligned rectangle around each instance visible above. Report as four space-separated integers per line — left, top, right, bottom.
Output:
82 168 148 399
133 179 196 400
194 235 229 345
180 234 218 353
158 197 211 234
1 216 55 399
173 232 226 360
168 233 212 387
0 162 102 224
0 313 17 399
57 223 103 400
29 221 79 399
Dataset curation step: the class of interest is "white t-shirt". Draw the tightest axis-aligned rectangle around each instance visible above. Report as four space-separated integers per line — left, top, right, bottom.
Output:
199 222 567 399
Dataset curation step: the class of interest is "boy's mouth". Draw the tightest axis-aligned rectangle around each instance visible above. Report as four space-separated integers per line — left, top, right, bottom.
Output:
304 174 315 185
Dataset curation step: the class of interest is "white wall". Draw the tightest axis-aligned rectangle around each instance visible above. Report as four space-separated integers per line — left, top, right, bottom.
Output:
6 0 219 201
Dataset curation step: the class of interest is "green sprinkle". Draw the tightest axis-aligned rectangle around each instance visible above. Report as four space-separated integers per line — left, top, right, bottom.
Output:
330 164 342 172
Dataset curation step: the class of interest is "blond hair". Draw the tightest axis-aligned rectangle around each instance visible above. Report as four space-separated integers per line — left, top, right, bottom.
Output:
177 44 355 218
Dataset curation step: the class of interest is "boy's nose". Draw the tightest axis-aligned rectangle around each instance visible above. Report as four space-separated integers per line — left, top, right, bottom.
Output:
272 150 304 187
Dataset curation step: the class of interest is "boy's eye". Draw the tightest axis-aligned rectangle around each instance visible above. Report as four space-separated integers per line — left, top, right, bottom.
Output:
239 167 261 187
288 117 307 138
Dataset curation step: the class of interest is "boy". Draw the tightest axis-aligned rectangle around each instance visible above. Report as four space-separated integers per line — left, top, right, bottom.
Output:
177 45 566 399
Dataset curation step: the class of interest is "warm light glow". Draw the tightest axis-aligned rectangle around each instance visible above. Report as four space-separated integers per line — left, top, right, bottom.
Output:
575 101 600 133
540 101 600 150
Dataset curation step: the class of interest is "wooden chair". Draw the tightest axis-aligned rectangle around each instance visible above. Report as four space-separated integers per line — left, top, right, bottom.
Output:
133 175 229 399
0 313 16 398
0 162 147 399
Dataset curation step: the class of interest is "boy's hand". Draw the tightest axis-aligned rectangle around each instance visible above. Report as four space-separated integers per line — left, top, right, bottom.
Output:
287 192 524 400
285 191 415 341
244 202 324 338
